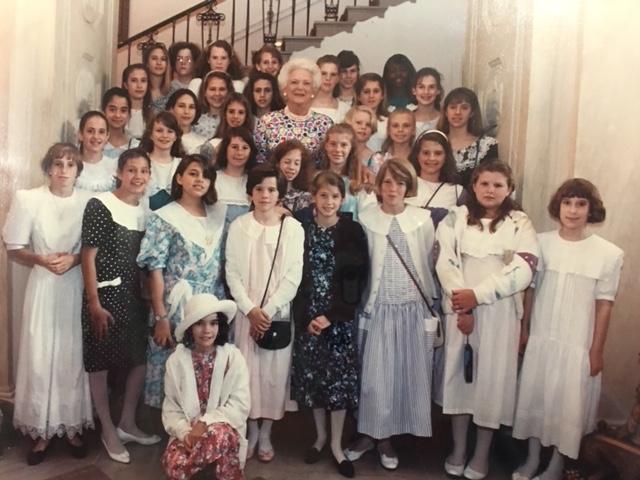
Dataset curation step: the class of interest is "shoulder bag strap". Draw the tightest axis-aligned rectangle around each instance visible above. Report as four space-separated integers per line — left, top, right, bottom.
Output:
423 182 446 209
385 234 436 317
259 214 286 308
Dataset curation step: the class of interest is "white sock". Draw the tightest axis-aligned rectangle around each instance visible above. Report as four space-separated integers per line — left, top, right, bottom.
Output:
329 410 346 462
467 427 494 475
312 408 327 450
514 437 541 478
258 419 274 452
448 414 471 466
247 419 259 452
538 448 564 480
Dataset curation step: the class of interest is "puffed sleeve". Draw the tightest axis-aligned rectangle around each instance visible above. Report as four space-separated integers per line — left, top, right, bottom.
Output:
435 208 466 298
81 198 111 248
225 218 255 315
200 348 250 429
2 189 34 250
162 354 192 441
137 213 173 270
262 218 304 319
595 249 624 301
472 212 539 305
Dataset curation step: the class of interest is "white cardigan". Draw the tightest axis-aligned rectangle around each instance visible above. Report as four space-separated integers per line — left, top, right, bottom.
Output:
162 343 250 465
225 212 304 319
358 203 437 313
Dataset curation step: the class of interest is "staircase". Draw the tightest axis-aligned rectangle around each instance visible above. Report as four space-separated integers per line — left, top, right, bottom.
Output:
281 0 412 58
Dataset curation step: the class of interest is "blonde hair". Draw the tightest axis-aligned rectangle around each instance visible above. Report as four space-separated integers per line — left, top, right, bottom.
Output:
344 105 378 135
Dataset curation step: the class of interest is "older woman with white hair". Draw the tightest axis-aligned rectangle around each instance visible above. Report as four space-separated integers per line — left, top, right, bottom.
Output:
253 57 333 167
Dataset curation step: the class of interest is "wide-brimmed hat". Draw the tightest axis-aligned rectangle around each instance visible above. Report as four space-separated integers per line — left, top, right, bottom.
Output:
175 293 237 342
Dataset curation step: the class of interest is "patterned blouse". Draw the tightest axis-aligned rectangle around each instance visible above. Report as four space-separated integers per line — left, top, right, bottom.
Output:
254 109 333 167
192 349 216 414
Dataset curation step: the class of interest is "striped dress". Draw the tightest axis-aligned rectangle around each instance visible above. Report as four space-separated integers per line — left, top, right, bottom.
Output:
357 218 434 439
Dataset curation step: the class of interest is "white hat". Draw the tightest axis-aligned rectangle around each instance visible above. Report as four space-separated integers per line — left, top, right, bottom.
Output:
175 293 237 342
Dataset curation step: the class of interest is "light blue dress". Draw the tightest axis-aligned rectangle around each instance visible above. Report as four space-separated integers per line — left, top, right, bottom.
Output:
137 201 228 407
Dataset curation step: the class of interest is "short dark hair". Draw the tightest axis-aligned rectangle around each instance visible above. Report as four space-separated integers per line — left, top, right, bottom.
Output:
439 87 484 136
311 170 345 197
355 73 388 118
182 312 230 349
40 143 83 176
337 50 360 70
168 41 201 70
246 165 287 199
269 139 312 191
165 88 202 125
115 148 151 188
101 87 132 112
171 154 218 205
413 67 444 110
251 44 283 69
139 111 185 158
547 178 606 223
409 130 458 184
215 127 257 173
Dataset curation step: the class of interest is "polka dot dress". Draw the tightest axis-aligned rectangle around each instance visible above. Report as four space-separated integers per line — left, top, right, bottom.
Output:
81 195 149 372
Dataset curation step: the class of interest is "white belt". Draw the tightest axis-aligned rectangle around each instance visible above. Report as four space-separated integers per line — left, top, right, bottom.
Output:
97 277 122 289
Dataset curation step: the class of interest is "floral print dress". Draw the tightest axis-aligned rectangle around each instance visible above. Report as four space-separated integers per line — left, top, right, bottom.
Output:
137 203 227 407
291 222 359 411
162 350 243 480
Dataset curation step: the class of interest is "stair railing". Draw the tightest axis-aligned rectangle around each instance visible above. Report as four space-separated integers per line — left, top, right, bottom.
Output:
118 0 369 66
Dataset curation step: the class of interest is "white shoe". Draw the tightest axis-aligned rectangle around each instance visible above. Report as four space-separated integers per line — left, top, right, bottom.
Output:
379 451 399 470
100 435 130 464
463 465 488 480
116 427 161 446
512 471 532 480
444 460 465 477
343 443 374 462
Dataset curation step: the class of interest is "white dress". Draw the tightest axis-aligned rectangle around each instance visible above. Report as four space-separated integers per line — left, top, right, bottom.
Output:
406 178 461 209
76 155 117 192
513 231 623 459
225 213 304 420
181 131 207 154
2 186 94 439
435 207 539 428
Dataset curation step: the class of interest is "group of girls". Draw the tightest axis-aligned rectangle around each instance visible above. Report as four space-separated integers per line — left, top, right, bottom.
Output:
3 44 624 480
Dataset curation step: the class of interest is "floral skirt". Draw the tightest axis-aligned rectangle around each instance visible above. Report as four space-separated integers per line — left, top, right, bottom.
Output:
291 321 359 411
162 422 243 480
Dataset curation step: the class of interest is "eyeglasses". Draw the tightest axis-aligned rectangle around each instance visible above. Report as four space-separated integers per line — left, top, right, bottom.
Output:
177 56 193 63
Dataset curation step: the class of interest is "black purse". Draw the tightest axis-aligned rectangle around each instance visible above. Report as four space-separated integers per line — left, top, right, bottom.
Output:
255 215 292 350
464 336 474 383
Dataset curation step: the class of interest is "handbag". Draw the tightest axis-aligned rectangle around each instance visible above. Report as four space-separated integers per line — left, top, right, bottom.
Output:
255 215 292 350
464 336 474 383
386 234 444 348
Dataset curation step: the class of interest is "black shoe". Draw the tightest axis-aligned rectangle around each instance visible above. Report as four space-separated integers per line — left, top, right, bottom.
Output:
27 446 48 466
67 438 87 459
304 446 323 464
336 459 355 478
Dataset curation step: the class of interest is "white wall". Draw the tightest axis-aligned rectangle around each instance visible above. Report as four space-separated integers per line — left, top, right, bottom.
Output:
0 0 117 382
292 0 468 92
468 0 640 422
